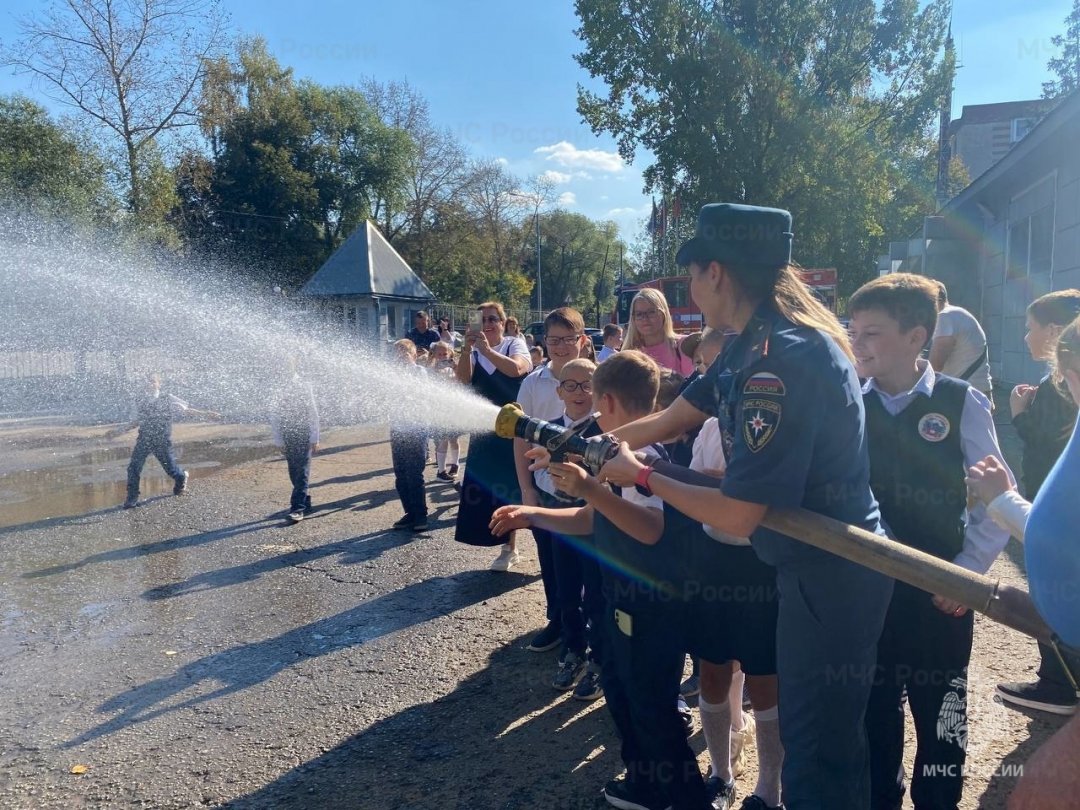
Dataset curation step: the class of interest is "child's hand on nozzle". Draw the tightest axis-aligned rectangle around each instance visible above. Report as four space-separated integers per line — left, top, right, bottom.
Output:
965 455 1014 507
549 460 593 498
525 445 552 471
490 505 532 536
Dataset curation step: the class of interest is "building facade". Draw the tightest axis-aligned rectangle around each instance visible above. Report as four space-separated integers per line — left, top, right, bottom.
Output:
881 92 1080 387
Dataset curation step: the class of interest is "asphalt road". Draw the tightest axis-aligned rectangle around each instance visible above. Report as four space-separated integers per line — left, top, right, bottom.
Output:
0 422 1066 809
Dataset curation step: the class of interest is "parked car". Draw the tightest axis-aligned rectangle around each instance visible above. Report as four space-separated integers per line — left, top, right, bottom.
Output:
525 321 546 344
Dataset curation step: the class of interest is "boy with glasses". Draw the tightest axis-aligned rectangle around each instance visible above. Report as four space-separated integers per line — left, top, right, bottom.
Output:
514 308 589 653
546 359 606 698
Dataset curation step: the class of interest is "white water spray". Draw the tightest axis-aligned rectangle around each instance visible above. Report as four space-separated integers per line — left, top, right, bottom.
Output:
0 213 501 434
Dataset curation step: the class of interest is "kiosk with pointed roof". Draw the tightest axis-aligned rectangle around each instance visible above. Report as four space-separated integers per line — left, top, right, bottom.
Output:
300 221 436 342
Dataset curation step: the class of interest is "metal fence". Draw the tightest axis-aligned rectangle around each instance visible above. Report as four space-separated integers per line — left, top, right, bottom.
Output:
428 303 547 332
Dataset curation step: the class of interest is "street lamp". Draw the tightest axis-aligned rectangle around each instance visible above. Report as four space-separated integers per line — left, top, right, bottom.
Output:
509 191 542 314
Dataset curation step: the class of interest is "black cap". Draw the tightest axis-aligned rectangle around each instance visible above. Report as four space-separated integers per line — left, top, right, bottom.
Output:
675 203 793 268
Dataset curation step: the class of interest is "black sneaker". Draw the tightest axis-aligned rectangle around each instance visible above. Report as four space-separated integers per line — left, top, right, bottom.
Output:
411 518 430 532
526 621 562 652
680 674 700 698
392 514 414 529
739 796 783 810
553 652 586 691
287 510 304 524
122 498 139 509
436 470 453 482
677 694 694 736
996 680 1078 715
573 663 604 701
448 464 459 478
173 471 189 496
704 776 737 809
602 776 672 810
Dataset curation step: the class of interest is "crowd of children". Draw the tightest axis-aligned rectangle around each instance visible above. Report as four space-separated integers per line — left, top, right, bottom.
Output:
109 203 1080 810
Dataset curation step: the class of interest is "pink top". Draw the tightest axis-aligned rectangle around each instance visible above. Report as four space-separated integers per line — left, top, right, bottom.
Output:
639 337 694 376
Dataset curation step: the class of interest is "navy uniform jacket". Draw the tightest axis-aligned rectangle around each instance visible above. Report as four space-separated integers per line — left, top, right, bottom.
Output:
682 301 884 569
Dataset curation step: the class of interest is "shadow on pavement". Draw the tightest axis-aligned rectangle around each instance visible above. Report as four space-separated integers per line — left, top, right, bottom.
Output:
309 467 395 489
224 631 621 810
22 510 281 579
65 570 538 749
141 527 416 600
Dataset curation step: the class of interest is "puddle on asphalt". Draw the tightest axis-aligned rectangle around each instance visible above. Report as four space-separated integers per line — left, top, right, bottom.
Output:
0 440 280 528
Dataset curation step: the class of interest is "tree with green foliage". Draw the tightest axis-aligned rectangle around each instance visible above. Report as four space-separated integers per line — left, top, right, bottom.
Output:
1044 0 1080 99
0 95 116 223
575 0 953 292
192 40 413 286
1 0 230 220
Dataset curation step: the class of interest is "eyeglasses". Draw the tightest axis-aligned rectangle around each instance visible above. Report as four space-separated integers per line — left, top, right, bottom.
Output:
544 335 581 346
559 380 592 393
482 316 502 324
633 309 660 320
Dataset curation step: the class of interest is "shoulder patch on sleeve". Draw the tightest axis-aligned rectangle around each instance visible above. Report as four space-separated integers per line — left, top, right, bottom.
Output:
743 372 786 397
742 399 782 453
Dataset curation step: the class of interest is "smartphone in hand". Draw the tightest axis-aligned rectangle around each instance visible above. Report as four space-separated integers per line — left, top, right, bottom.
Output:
468 310 482 331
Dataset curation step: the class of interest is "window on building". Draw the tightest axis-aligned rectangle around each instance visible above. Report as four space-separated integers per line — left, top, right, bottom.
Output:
1007 220 1029 280
1007 203 1055 280
1030 206 1054 275
1011 117 1038 143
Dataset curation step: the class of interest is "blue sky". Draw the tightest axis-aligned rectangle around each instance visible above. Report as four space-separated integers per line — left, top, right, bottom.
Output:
0 0 1066 241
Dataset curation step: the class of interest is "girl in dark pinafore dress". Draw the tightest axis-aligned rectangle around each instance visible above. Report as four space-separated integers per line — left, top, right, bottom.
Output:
453 302 532 570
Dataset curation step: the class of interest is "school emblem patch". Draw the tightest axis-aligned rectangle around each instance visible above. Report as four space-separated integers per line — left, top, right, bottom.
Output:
918 412 951 442
743 372 786 397
742 398 781 453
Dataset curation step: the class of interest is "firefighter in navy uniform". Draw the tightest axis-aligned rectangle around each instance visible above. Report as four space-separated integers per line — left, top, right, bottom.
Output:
602 203 893 810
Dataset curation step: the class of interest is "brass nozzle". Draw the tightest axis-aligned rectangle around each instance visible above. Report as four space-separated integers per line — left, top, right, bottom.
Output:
495 402 525 439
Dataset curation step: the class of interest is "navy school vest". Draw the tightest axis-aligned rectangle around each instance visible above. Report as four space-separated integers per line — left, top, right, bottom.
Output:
592 444 708 605
863 375 968 561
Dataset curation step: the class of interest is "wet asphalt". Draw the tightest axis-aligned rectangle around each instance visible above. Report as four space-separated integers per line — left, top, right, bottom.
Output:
0 421 1064 809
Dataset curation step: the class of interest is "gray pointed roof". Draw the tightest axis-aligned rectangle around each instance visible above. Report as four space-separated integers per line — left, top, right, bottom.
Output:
300 220 436 300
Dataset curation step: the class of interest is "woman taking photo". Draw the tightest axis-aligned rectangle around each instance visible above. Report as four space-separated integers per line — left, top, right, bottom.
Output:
455 301 532 570
622 287 694 376
600 203 892 810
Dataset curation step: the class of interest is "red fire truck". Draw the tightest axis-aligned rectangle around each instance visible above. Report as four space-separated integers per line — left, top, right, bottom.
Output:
613 269 837 332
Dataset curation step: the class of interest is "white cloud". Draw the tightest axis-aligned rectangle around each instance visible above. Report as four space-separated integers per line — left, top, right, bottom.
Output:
534 141 624 173
558 191 577 207
540 170 572 184
606 206 640 217
495 157 509 166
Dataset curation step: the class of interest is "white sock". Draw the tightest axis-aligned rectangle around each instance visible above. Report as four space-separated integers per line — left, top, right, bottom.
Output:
729 670 746 731
436 450 446 471
752 705 783 807
698 696 733 783
447 441 460 467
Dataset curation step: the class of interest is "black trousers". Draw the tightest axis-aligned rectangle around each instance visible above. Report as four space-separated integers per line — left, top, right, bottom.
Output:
282 434 312 512
530 525 559 623
599 581 709 810
552 533 604 661
390 429 428 521
867 582 974 810
126 435 183 500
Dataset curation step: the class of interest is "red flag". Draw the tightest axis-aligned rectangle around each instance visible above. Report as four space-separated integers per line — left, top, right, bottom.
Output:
672 195 682 223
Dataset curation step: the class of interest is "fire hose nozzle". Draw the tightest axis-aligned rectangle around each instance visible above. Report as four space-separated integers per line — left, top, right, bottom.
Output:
494 402 619 475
